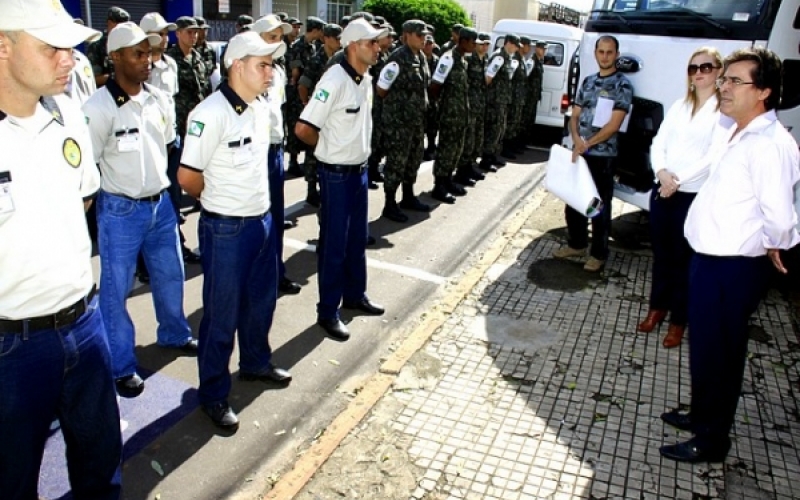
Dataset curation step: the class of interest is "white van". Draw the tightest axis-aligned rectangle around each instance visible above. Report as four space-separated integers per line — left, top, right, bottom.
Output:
491 19 583 130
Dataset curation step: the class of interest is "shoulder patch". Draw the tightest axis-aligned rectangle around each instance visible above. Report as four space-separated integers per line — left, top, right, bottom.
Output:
188 120 205 137
314 88 330 103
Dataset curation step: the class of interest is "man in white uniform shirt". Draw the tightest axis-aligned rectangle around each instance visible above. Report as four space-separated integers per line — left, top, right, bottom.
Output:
178 32 290 430
83 22 195 399
0 1 122 497
659 47 800 463
296 19 386 342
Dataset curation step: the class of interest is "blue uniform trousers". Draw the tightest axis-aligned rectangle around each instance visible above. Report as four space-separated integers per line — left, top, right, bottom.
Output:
688 253 769 450
316 162 369 321
268 143 288 280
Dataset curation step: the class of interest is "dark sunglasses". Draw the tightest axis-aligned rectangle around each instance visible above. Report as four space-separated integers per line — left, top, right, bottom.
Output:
687 63 719 75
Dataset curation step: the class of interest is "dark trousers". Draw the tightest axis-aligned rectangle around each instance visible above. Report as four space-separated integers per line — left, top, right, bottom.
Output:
688 253 768 449
565 155 615 260
648 187 696 325
316 162 369 320
268 143 287 280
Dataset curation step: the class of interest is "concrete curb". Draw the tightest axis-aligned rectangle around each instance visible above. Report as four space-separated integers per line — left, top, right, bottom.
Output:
263 171 547 500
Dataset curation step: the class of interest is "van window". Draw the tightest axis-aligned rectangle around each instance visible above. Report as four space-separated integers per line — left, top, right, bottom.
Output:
543 43 565 66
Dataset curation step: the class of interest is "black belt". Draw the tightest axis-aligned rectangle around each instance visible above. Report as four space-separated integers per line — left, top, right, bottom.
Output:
201 209 268 221
113 189 165 203
319 162 366 175
269 143 282 153
0 285 97 335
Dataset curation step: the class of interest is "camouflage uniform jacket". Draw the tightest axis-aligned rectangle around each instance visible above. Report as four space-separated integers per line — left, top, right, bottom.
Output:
528 56 544 103
466 52 488 113
369 50 390 117
165 45 208 137
434 49 469 125
299 49 330 91
381 46 429 128
485 49 514 106
86 32 112 80
512 53 527 101
195 42 217 96
289 35 317 74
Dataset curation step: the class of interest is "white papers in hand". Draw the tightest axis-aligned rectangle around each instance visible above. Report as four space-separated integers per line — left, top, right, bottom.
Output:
591 96 632 133
545 144 604 218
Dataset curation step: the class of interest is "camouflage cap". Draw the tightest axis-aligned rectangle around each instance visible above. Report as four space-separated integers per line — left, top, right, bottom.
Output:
275 12 289 22
535 40 548 48
236 14 254 27
287 17 302 25
340 15 351 27
323 23 343 38
194 16 209 29
107 6 130 23
350 11 374 23
403 20 430 35
425 23 435 34
520 35 532 45
174 16 199 30
505 33 521 47
374 15 386 24
306 16 325 30
451 23 464 32
477 32 491 44
459 26 478 42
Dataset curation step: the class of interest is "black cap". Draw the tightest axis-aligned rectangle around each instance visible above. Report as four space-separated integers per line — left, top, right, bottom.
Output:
535 40 548 48
520 35 532 45
287 17 301 25
237 15 253 27
175 16 199 30
452 23 464 31
505 33 521 47
107 6 130 23
404 20 431 35
306 16 325 30
194 16 209 29
323 23 342 38
275 12 289 22
459 27 478 42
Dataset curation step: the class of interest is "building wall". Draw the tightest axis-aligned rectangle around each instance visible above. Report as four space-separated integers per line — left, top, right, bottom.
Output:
456 0 494 32
455 0 541 32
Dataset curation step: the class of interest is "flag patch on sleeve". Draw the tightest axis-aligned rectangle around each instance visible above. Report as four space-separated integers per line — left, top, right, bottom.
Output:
314 89 330 103
188 120 205 137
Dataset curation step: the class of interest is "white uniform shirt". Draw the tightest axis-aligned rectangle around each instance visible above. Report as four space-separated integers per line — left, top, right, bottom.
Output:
299 59 372 165
0 95 100 319
66 49 97 106
685 110 800 256
148 53 179 101
649 96 721 193
181 81 271 217
83 80 175 198
268 64 287 144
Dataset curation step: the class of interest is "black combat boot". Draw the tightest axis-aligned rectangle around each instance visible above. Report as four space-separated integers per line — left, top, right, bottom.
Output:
479 155 498 172
454 166 477 187
468 162 486 181
381 188 409 222
287 154 303 177
492 154 507 167
306 181 320 208
431 177 456 204
500 140 517 159
399 183 431 212
444 176 467 196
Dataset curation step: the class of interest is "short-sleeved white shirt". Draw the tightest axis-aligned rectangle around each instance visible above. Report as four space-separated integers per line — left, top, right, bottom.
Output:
267 64 287 144
148 54 179 100
180 81 271 217
0 95 100 319
298 59 373 165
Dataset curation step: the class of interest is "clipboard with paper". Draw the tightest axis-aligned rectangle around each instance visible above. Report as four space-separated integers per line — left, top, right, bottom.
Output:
545 144 604 218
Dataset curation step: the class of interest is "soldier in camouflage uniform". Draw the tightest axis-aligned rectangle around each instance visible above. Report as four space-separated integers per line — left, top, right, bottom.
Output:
422 36 440 161
297 23 342 205
456 31 491 182
480 34 519 170
366 24 396 189
285 16 325 196
429 27 478 204
377 20 431 223
86 6 129 87
439 23 463 54
522 41 546 145
502 36 531 158
194 16 216 97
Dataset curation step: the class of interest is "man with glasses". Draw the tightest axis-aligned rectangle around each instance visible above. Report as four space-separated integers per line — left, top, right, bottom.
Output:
659 47 800 463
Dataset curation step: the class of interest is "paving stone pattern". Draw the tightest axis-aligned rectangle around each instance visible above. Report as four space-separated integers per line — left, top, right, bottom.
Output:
390 222 800 499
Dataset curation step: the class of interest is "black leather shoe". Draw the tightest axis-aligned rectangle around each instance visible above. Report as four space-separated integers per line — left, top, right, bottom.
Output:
317 318 350 341
176 338 199 354
445 179 467 196
469 168 486 181
478 161 498 173
661 409 692 431
454 172 477 187
203 402 239 430
279 277 302 294
382 204 409 223
368 180 379 190
342 297 385 315
492 155 507 167
239 365 292 385
182 247 201 264
399 196 431 212
115 373 145 398
283 219 296 229
306 189 321 208
659 438 729 463
431 184 456 204
366 235 377 246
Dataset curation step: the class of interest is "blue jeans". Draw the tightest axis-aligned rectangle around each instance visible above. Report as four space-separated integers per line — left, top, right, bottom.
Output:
0 298 122 500
197 212 278 406
268 143 287 280
316 163 369 320
97 191 192 379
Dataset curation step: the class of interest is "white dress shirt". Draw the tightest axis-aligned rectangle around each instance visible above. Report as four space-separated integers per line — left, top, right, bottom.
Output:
685 110 800 256
650 96 720 193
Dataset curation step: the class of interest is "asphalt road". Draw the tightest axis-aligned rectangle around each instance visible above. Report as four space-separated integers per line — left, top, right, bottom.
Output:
40 148 549 500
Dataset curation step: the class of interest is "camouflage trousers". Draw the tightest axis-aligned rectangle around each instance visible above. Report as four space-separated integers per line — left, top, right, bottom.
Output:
368 108 385 165
459 105 485 166
522 97 539 140
482 103 508 156
433 118 467 177
383 125 424 192
425 102 439 150
303 152 318 183
284 86 306 156
507 94 526 139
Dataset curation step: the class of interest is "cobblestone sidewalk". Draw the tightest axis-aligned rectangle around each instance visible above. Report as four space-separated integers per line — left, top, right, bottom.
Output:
297 194 800 500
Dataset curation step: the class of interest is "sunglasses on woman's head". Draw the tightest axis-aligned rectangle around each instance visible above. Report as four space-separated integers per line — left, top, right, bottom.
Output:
687 63 719 75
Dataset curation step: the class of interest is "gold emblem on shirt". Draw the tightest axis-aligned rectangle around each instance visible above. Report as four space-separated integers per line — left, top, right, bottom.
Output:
63 138 81 168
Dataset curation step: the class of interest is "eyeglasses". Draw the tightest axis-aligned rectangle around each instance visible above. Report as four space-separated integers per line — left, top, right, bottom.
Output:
687 63 719 75
715 76 756 88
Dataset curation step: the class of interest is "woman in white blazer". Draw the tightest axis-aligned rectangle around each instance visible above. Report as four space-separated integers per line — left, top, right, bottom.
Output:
637 47 723 348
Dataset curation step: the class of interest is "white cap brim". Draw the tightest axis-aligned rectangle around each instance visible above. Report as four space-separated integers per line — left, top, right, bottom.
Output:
225 39 286 68
341 26 388 46
26 21 100 48
109 33 162 52
252 17 292 35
